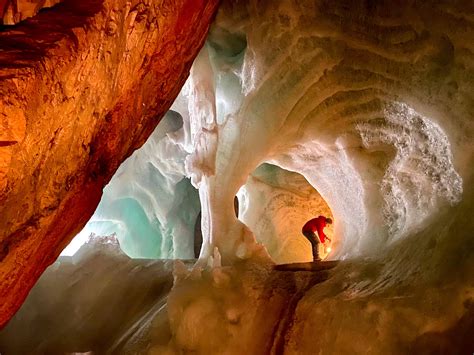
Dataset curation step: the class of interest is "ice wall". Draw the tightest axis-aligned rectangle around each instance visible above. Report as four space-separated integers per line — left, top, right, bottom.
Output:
160 1 474 351
176 0 470 264
63 111 201 259
65 0 470 267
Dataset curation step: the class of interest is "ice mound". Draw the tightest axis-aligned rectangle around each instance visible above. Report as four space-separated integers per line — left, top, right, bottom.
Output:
0 233 192 354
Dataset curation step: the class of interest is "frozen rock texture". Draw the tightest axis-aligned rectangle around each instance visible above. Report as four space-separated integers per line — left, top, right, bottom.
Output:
0 0 62 25
0 0 219 328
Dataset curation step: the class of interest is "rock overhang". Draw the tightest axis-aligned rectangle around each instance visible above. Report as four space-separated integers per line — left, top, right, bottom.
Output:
0 0 220 328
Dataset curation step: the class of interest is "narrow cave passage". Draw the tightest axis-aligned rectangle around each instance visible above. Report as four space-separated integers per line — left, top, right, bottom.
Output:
237 163 335 264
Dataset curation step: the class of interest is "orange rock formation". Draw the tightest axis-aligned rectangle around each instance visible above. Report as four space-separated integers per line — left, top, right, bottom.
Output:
0 0 220 328
0 0 62 25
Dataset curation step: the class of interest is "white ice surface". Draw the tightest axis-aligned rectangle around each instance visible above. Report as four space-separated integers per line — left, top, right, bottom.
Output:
167 1 466 264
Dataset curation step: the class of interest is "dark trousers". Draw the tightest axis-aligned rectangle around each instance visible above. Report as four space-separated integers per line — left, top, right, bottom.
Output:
303 231 321 261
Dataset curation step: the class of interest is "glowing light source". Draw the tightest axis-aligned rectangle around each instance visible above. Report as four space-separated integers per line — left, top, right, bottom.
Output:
326 246 332 253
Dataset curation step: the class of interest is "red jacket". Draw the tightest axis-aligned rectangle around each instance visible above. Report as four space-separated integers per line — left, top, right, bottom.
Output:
302 216 328 243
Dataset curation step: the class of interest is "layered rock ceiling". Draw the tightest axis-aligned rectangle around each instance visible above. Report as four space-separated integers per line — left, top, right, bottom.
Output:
0 0 219 328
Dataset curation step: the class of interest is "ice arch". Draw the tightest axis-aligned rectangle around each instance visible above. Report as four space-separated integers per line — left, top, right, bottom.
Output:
175 0 467 265
267 101 463 259
238 163 334 263
64 0 468 266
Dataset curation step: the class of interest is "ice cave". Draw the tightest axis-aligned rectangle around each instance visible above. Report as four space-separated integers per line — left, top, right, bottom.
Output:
0 0 473 354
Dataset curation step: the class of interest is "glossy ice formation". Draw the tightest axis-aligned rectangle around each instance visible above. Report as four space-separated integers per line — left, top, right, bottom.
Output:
63 112 200 259
172 1 467 264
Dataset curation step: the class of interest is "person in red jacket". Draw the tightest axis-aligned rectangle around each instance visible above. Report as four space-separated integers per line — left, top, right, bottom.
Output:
302 215 332 261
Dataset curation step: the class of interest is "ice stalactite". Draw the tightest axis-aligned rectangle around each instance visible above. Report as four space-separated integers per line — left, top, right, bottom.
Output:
173 46 272 264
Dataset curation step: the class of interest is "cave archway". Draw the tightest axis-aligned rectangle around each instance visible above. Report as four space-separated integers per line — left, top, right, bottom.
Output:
237 163 334 264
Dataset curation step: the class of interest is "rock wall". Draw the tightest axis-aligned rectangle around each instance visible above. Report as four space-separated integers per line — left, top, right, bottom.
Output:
0 0 62 25
0 0 219 328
